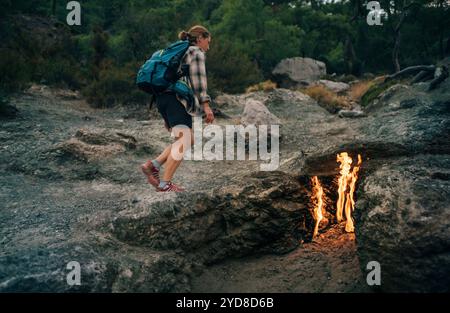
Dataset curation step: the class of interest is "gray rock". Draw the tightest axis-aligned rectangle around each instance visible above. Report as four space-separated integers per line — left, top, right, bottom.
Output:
75 129 137 148
53 89 81 100
55 128 139 162
0 244 117 292
318 80 350 93
241 99 281 127
302 84 450 176
214 94 241 107
338 110 366 118
2 64 449 293
296 72 450 292
0 243 191 292
365 84 411 112
112 171 313 264
240 99 282 149
355 155 450 292
272 57 327 88
267 88 313 104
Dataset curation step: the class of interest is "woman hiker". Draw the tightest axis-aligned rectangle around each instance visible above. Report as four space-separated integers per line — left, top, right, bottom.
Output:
141 25 215 192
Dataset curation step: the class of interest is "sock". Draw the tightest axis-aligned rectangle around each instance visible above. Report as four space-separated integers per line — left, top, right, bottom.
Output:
159 180 168 189
152 159 162 170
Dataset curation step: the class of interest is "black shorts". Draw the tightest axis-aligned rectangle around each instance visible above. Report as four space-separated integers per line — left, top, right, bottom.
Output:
155 92 192 129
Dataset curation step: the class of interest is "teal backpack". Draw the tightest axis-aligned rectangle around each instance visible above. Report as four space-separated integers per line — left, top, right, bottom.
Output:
136 40 193 100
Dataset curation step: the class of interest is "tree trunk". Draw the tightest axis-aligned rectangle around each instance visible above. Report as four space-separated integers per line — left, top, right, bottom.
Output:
392 31 401 73
310 0 319 10
344 35 357 74
52 0 56 16
391 0 408 73
438 0 445 59
350 0 363 21
386 65 435 81
446 37 450 57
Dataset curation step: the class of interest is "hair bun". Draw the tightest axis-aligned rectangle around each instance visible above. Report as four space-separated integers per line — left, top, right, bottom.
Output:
178 30 190 41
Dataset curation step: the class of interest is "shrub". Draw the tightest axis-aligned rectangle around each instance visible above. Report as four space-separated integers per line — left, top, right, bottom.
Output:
360 77 397 108
245 80 277 93
207 39 263 94
82 62 148 108
0 49 31 93
302 84 351 113
349 80 375 102
35 57 83 89
338 74 358 83
322 42 346 74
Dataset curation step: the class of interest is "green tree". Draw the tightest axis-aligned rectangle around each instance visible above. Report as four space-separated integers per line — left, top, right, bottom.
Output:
207 39 263 93
91 26 109 79
211 0 301 73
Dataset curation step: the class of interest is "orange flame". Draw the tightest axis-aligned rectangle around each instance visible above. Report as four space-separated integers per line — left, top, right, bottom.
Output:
336 153 362 233
311 176 324 238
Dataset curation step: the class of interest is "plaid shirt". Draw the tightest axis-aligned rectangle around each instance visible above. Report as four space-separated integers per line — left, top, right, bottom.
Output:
177 46 211 116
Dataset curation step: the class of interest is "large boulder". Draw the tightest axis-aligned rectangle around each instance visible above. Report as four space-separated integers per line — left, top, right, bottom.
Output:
241 99 281 127
240 99 282 150
272 57 327 88
112 171 314 265
355 155 450 292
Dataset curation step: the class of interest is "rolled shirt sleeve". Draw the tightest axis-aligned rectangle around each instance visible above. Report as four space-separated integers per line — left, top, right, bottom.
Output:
189 50 211 104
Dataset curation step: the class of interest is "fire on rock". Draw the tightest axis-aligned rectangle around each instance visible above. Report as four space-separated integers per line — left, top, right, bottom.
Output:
311 152 362 237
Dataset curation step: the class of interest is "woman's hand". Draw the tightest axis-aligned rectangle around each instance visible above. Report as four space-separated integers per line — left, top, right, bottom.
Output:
203 102 215 124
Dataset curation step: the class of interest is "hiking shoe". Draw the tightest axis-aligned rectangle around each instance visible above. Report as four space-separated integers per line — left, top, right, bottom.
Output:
141 162 160 187
157 181 185 192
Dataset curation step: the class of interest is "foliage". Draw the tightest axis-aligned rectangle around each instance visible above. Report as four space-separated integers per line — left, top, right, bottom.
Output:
0 49 31 92
246 80 277 93
206 39 263 94
81 62 148 108
349 80 375 102
360 79 398 108
302 84 351 113
0 0 449 105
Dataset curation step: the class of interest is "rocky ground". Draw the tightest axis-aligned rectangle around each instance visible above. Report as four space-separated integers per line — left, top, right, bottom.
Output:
191 224 368 293
0 75 449 292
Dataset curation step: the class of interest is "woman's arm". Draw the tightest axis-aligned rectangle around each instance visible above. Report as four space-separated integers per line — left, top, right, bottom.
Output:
189 49 214 123
189 49 211 105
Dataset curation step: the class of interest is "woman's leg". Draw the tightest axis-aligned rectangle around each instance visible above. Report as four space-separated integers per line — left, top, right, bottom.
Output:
161 127 194 182
143 93 193 189
155 144 172 166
